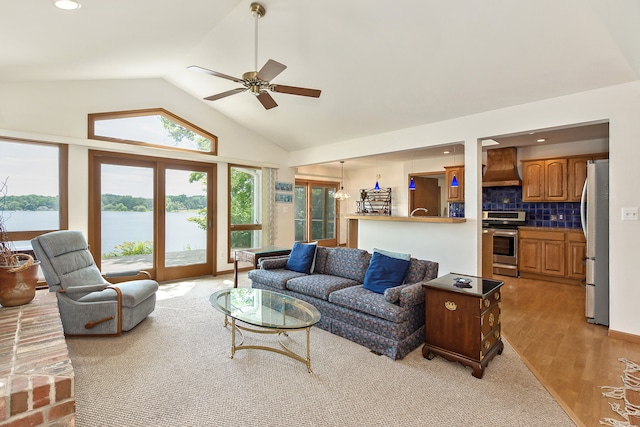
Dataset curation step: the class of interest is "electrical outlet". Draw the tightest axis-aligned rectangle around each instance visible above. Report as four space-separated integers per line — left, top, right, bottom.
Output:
622 207 639 221
219 251 225 258
550 214 558 221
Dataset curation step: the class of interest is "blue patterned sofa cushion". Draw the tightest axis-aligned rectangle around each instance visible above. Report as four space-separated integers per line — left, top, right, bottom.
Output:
328 285 413 323
286 274 360 301
247 268 307 290
313 246 330 274
323 247 371 282
404 258 428 284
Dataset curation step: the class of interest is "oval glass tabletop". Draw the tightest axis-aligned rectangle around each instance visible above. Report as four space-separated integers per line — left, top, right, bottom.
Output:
210 288 321 330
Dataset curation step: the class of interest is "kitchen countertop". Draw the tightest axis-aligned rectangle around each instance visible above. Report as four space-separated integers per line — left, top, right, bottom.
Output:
518 226 584 232
345 215 466 223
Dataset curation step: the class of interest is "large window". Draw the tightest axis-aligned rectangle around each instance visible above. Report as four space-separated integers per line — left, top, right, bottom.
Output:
294 180 338 246
228 165 262 261
88 108 218 155
0 138 68 246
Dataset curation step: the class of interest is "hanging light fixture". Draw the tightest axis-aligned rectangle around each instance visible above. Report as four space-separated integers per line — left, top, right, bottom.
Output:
450 146 459 187
374 174 381 191
334 161 351 200
408 156 415 190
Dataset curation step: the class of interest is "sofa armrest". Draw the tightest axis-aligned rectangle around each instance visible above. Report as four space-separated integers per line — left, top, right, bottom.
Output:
259 256 289 270
399 281 426 307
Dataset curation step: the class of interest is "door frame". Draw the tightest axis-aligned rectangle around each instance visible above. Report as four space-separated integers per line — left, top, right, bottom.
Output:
88 150 216 281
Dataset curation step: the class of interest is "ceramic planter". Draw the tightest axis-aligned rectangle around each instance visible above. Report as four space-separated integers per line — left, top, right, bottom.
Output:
0 254 41 307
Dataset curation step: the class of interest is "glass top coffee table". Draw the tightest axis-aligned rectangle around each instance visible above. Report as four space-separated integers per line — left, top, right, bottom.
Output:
210 288 321 373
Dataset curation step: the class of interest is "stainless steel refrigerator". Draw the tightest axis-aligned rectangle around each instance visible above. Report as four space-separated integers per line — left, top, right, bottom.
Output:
580 159 609 326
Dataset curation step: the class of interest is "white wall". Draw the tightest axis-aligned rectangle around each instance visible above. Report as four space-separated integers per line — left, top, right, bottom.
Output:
289 81 640 339
0 79 294 272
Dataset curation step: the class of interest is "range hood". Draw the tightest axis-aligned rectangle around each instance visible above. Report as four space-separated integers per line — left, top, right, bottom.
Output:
482 147 522 187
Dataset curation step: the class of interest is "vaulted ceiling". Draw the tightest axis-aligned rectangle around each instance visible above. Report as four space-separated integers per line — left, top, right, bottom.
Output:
3 0 639 154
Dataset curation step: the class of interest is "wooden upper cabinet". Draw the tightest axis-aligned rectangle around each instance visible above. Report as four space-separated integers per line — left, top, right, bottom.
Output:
445 166 464 202
522 161 545 201
545 158 567 201
523 153 608 202
568 157 589 202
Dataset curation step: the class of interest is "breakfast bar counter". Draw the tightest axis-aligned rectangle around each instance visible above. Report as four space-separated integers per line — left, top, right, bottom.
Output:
345 215 466 248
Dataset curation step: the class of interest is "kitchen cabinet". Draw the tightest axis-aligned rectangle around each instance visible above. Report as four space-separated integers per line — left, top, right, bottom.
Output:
518 229 565 277
518 227 586 284
522 159 567 202
444 165 464 202
522 153 608 202
567 154 609 202
566 230 587 280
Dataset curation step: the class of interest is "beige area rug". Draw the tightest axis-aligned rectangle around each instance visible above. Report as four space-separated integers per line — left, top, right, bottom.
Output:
66 277 576 427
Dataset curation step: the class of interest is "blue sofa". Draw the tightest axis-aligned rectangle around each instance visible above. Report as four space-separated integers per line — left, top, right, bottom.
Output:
247 247 438 359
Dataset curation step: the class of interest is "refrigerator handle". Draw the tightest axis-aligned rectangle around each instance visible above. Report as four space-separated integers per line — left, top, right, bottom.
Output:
580 178 588 239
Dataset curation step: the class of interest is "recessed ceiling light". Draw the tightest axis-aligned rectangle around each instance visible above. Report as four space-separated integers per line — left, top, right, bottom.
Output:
443 150 450 154
537 138 547 143
53 0 81 10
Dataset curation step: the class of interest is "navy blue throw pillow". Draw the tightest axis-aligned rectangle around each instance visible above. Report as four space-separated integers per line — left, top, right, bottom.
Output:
363 251 411 294
285 242 318 274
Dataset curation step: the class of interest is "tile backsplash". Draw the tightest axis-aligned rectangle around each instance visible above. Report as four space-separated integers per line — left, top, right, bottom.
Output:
482 186 582 228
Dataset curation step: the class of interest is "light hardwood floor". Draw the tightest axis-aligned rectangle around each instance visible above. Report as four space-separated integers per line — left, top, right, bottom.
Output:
498 274 640 427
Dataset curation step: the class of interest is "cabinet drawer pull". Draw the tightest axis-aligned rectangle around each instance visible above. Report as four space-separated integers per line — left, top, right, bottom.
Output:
489 313 495 327
484 299 490 308
445 301 457 311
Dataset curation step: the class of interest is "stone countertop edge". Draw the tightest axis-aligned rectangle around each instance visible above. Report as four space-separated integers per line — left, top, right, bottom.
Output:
345 215 466 223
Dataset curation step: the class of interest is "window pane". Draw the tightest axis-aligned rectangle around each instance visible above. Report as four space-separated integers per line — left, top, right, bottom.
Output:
231 230 262 252
230 167 262 225
311 186 336 241
294 185 307 242
165 169 208 267
100 164 154 274
93 114 212 152
0 140 60 232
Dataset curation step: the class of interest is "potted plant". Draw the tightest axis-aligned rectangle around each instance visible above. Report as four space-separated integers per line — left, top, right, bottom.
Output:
0 178 41 307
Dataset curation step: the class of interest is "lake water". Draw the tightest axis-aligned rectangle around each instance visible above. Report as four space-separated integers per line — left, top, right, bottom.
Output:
4 210 206 255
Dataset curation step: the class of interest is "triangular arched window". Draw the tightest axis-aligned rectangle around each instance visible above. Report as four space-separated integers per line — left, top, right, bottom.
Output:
88 108 217 155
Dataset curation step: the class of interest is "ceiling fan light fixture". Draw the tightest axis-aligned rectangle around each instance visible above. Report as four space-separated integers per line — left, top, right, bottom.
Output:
53 0 81 10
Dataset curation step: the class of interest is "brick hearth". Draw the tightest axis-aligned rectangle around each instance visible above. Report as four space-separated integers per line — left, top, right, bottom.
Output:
0 290 75 426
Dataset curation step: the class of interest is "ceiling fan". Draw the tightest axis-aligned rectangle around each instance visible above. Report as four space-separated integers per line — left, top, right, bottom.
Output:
188 2 321 110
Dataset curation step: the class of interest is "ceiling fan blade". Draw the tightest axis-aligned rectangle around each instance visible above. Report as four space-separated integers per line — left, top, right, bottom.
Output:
204 88 247 101
256 59 287 82
272 84 321 98
187 65 243 83
256 92 278 110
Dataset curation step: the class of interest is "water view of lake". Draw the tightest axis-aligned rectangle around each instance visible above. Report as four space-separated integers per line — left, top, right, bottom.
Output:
4 210 206 255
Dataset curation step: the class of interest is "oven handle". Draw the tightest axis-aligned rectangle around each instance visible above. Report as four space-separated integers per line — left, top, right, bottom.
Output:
491 229 518 237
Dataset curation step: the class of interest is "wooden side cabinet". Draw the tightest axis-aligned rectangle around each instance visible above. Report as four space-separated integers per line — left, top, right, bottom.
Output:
444 165 464 202
422 274 504 379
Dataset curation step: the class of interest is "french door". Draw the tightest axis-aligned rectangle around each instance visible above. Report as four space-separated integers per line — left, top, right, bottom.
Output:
294 180 339 246
89 151 215 281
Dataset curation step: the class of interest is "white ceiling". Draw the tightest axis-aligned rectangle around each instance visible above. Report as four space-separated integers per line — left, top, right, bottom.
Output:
2 0 638 158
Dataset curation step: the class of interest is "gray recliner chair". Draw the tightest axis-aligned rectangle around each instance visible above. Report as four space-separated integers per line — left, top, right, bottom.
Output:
31 230 158 336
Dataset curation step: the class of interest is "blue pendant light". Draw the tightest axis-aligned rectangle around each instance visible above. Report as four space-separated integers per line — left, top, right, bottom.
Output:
409 177 416 190
450 145 459 187
374 174 381 191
